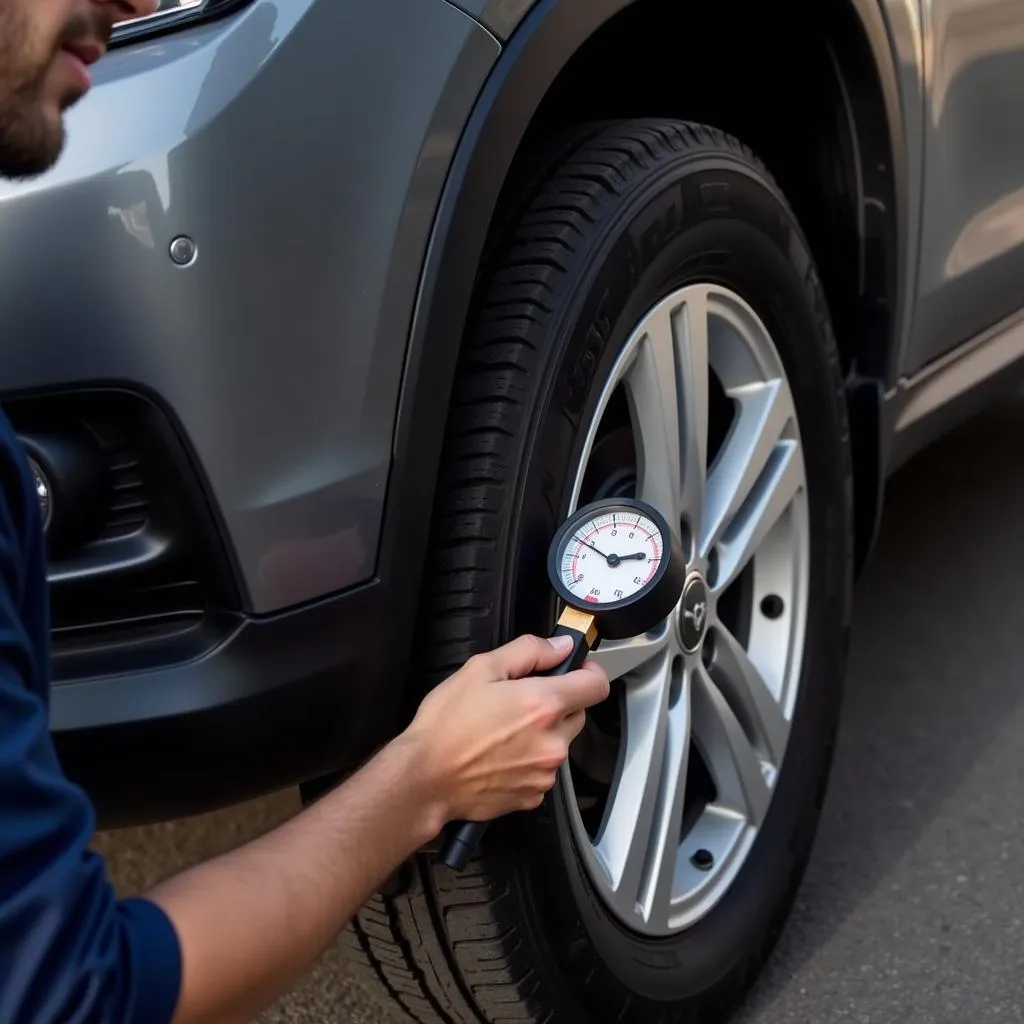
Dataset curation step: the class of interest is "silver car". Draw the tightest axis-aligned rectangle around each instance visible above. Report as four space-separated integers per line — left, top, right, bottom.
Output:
0 0 1017 1020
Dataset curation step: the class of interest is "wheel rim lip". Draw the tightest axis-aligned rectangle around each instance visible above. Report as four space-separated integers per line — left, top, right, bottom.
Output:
559 281 811 939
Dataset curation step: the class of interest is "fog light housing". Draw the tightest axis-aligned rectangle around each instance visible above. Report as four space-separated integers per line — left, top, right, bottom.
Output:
19 434 105 556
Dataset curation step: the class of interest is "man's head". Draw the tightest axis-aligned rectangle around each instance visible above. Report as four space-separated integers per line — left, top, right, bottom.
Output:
0 0 158 179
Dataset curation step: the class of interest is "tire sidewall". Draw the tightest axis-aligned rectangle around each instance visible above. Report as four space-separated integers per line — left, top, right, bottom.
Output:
498 151 852 1018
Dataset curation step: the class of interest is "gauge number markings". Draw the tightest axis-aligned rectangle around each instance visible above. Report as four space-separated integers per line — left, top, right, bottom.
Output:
561 512 663 604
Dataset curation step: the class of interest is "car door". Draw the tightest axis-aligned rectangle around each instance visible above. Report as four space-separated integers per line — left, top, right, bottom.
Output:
904 0 1024 374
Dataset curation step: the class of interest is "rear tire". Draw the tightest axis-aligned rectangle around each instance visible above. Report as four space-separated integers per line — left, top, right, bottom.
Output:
344 119 853 1023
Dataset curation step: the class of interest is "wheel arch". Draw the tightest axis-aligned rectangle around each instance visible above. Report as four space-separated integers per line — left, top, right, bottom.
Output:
381 0 636 687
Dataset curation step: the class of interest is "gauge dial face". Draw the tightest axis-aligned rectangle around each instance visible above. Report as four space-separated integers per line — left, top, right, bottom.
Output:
559 509 665 606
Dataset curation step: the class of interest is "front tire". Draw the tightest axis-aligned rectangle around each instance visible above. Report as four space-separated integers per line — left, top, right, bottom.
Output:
346 120 853 1023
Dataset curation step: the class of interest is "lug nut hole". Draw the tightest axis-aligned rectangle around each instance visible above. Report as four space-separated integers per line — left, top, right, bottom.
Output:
760 594 784 620
691 848 714 871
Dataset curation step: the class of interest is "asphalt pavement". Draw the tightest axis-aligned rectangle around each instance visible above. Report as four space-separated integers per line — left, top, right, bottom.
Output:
96 392 1024 1023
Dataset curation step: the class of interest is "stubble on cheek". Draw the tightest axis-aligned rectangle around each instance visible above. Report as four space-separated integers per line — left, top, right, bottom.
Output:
0 8 67 179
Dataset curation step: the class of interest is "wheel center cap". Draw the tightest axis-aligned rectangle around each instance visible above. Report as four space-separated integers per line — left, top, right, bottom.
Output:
678 572 709 654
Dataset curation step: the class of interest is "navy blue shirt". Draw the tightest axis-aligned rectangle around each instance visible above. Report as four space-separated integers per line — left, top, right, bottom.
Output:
0 407 182 1023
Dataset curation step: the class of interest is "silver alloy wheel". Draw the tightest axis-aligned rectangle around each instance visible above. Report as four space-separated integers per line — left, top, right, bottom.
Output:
563 283 810 938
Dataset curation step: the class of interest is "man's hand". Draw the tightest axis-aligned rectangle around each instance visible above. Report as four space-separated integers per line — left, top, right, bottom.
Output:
149 633 608 1024
403 634 611 826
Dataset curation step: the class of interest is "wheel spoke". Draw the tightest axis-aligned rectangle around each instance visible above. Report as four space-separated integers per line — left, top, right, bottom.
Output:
624 294 709 526
692 664 771 827
716 440 803 592
700 378 801 586
591 627 672 682
625 313 681 520
642 673 692 925
709 624 788 767
677 289 710 532
594 651 689 922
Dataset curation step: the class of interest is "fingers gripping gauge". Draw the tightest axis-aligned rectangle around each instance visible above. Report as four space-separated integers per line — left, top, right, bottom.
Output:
439 498 687 871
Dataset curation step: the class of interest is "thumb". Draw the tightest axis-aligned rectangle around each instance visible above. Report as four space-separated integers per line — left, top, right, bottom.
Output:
492 633 574 679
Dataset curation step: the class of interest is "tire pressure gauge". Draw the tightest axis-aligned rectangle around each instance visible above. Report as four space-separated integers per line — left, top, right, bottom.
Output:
548 497 687 641
439 497 687 871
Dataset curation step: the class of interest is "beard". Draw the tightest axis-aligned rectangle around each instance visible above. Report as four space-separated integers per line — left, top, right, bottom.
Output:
0 3 105 179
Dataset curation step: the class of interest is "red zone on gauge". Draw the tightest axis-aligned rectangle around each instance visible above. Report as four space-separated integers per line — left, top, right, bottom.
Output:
560 511 664 606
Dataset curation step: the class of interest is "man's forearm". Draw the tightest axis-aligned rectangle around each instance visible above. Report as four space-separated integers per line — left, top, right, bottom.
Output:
148 733 447 1024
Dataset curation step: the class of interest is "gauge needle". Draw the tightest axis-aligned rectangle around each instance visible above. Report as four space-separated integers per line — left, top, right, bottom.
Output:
618 552 648 561
577 536 610 559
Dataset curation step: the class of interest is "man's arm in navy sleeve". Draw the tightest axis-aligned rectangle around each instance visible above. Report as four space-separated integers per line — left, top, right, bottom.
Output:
0 419 455 1024
0 429 182 1024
